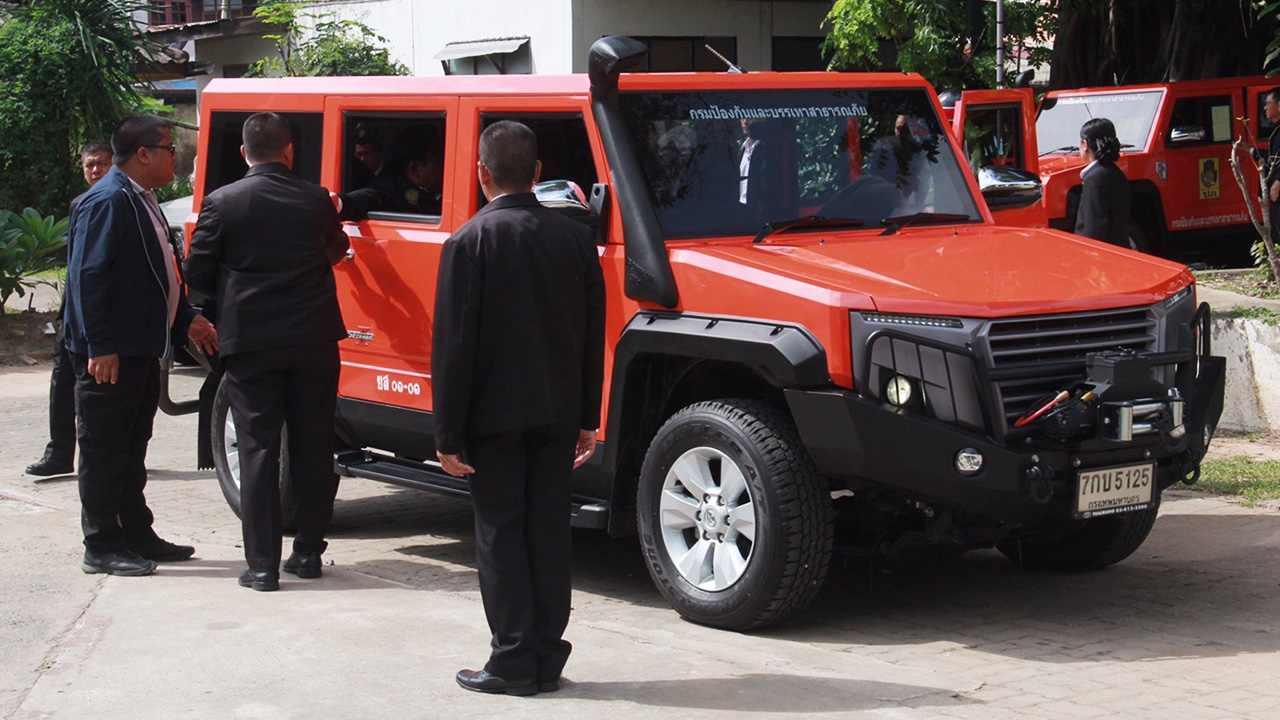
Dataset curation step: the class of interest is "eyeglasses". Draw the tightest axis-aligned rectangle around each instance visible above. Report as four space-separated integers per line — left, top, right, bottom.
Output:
143 144 176 154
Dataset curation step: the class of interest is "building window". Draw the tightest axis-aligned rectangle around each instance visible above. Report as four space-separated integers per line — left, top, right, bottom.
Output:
772 37 826 71
630 37 737 72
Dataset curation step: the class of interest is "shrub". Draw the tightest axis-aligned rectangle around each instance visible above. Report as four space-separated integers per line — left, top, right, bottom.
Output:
0 209 69 311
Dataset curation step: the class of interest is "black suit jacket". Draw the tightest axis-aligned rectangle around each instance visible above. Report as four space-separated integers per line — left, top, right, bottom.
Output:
1074 161 1132 246
431 193 606 454
184 163 349 357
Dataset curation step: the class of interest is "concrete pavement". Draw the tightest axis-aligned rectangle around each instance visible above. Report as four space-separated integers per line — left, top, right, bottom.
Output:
2 366 1280 719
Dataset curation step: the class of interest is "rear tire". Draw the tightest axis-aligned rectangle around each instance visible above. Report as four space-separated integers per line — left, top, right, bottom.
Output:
211 376 296 529
998 494 1161 572
637 399 833 630
1124 217 1149 253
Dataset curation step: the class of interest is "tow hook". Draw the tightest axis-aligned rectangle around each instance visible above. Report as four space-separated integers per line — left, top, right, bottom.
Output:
1024 457 1055 504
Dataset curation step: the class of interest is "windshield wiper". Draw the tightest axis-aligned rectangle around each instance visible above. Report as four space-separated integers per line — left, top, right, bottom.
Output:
879 212 973 236
752 215 865 244
1039 145 1079 156
1039 142 1135 157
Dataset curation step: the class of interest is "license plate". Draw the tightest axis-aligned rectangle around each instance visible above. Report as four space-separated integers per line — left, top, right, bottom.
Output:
1074 462 1154 519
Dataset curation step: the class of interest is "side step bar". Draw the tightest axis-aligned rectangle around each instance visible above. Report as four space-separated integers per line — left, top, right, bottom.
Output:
335 449 610 530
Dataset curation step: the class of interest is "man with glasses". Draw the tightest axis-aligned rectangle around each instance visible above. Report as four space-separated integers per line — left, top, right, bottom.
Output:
64 116 218 576
26 142 114 479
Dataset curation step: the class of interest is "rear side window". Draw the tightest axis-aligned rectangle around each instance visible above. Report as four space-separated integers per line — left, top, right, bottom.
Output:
338 112 447 223
203 111 323 193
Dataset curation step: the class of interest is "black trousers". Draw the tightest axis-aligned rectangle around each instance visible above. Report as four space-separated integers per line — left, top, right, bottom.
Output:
42 327 76 462
466 421 577 681
222 342 340 572
72 354 161 554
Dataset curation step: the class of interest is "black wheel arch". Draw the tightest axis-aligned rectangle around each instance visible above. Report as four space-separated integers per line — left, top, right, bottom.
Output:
600 312 831 536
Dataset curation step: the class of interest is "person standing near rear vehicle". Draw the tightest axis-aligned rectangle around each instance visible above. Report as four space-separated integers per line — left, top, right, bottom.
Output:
433 120 606 696
26 141 113 479
1261 88 1280 241
185 112 350 592
1074 118 1132 247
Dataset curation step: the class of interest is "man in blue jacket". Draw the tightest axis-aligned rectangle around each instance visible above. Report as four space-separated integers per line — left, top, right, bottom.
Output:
64 115 218 577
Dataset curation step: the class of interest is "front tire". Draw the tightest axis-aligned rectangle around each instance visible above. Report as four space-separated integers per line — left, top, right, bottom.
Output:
637 400 833 630
998 494 1161 571
210 376 295 527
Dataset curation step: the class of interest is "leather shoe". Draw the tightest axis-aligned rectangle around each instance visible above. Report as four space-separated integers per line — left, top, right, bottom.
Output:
129 538 195 562
282 551 322 579
537 678 562 693
238 569 279 592
455 668 537 696
26 454 73 477
82 550 156 576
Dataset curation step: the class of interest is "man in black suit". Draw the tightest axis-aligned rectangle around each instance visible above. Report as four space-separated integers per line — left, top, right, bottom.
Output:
65 117 218 577
27 141 113 478
185 112 350 592
433 120 606 696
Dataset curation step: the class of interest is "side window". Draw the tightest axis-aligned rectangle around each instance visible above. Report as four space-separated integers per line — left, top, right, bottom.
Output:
962 104 1026 174
477 113 599 208
1167 95 1233 146
204 111 323 193
1257 90 1278 139
339 111 447 223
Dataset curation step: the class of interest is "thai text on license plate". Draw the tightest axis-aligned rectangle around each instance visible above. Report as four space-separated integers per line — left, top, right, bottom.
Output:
1074 462 1154 519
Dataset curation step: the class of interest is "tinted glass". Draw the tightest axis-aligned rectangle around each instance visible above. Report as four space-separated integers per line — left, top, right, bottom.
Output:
617 89 981 239
1037 90 1163 156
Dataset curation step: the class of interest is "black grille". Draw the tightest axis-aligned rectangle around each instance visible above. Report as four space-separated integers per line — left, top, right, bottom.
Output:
986 308 1157 429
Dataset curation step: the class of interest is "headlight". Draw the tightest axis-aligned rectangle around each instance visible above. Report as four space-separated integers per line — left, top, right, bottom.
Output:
955 448 984 475
884 375 914 407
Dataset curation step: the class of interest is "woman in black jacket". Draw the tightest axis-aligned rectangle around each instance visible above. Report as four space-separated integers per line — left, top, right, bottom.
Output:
1074 118 1133 247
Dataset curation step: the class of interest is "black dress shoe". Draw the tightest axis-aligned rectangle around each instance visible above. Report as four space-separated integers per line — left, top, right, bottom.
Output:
282 551 322 579
238 569 279 592
26 454 74 477
455 668 537 696
129 538 195 562
537 678 562 693
82 550 156 576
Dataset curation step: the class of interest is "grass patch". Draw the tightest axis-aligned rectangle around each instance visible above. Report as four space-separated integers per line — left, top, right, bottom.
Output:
1194 268 1278 300
1214 306 1280 325
1192 455 1280 506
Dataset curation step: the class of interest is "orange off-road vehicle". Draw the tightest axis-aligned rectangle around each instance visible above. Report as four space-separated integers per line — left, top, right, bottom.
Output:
178 37 1224 630
948 76 1275 265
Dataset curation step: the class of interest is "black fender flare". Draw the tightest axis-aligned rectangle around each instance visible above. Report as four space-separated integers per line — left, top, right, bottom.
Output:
601 311 830 472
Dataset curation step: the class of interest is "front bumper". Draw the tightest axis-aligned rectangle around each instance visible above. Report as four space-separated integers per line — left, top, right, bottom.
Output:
785 343 1224 525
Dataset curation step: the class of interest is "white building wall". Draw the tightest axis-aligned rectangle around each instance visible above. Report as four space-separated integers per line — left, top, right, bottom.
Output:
319 0 576 75
572 0 828 72
315 0 828 75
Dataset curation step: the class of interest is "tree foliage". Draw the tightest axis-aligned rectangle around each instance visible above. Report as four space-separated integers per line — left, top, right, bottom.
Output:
823 0 1052 89
247 0 409 78
824 1 1280 91
0 0 161 216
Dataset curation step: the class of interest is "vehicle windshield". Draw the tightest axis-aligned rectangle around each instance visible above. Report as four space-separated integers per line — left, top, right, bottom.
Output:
1036 89 1163 155
617 88 983 239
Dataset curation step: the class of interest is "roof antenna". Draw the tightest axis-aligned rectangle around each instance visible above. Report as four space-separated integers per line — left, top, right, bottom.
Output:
704 44 744 73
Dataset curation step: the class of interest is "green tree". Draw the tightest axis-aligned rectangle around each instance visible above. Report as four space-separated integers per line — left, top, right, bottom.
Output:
0 0 161 216
823 0 1051 89
247 0 409 78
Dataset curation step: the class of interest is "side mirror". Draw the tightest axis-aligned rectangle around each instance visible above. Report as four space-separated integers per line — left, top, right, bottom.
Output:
534 179 591 214
1169 125 1206 144
534 179 599 231
978 165 1043 210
